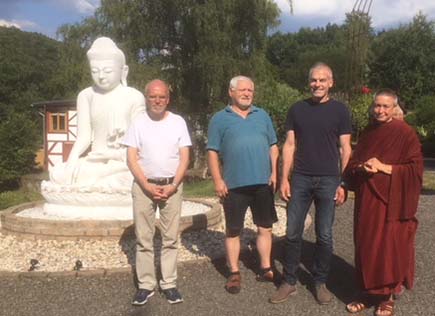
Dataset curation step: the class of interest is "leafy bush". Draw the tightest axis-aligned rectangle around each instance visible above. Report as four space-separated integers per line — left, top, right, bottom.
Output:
413 95 435 156
0 111 40 190
349 93 372 140
256 81 303 143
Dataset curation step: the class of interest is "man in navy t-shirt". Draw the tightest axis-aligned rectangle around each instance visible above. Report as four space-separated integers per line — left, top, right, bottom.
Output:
270 63 352 305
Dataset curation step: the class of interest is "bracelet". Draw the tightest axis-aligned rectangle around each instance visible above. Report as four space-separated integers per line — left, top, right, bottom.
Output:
171 182 178 188
339 180 347 189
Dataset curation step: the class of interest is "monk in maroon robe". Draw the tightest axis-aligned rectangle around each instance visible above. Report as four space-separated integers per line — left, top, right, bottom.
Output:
344 89 423 316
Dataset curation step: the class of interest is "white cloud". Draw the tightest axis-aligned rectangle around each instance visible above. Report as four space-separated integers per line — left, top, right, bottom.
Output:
370 0 435 28
73 0 100 15
0 19 21 29
46 0 100 15
273 0 435 30
0 18 36 29
274 0 352 17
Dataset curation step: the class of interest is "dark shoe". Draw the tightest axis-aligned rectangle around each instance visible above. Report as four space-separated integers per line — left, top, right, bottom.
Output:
256 267 274 282
315 283 333 305
162 287 183 304
225 271 241 294
132 289 155 305
269 282 297 304
162 287 184 304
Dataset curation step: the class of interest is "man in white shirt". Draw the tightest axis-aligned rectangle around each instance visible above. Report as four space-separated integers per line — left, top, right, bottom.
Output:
122 79 191 306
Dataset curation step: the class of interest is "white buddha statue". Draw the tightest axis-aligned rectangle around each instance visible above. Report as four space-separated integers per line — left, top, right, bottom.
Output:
49 37 145 188
41 37 145 217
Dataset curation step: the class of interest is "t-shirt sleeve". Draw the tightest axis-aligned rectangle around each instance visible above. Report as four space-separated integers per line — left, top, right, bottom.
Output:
121 117 140 148
179 118 192 147
206 114 221 152
338 104 353 135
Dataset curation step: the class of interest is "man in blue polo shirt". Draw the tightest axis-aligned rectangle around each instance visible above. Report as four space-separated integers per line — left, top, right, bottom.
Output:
207 75 279 294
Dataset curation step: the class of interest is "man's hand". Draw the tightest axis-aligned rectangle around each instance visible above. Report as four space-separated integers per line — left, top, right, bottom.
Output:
213 179 228 198
280 179 291 202
159 184 178 201
269 173 278 193
334 185 347 206
142 182 165 200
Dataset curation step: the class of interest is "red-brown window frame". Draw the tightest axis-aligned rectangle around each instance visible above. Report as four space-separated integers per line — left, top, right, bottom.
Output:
47 111 68 133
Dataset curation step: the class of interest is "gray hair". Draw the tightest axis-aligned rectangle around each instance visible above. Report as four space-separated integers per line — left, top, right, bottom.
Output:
308 62 333 81
229 75 254 90
374 88 398 106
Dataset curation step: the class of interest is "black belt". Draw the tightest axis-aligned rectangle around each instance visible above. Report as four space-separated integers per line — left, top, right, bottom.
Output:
147 177 174 185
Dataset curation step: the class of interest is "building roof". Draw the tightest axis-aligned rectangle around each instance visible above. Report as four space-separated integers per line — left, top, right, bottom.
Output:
31 99 76 108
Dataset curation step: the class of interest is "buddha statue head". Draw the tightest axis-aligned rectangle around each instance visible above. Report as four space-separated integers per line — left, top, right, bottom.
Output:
87 37 129 91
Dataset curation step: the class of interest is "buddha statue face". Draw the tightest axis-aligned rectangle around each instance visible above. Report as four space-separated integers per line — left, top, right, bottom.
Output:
87 37 129 91
90 59 124 91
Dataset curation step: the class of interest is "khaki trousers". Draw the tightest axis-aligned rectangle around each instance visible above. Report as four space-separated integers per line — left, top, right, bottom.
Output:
132 181 183 290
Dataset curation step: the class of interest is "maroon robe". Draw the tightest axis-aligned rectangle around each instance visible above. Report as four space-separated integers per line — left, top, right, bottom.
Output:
344 119 423 296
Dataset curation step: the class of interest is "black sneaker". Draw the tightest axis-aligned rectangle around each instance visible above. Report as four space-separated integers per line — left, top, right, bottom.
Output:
162 288 184 304
132 289 155 305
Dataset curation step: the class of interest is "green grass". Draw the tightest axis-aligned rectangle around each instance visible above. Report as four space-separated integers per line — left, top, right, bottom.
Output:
0 180 215 211
1 172 431 211
0 190 43 211
183 179 215 198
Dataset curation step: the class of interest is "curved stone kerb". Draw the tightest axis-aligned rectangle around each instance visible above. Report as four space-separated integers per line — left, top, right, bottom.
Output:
0 198 222 240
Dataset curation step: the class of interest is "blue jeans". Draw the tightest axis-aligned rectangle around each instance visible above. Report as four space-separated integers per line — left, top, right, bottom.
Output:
282 173 339 285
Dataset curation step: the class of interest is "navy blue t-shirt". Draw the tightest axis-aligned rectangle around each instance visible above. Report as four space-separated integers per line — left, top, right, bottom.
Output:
285 99 352 176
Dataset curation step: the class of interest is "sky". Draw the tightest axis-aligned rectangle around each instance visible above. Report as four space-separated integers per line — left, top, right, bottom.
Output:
1 0 435 39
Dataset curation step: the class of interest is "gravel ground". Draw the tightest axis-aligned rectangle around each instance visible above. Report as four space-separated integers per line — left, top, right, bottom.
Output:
1 195 433 316
0 201 289 272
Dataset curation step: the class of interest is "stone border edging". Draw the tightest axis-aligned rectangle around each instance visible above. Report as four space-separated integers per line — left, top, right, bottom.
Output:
0 198 222 240
0 202 313 279
0 267 133 279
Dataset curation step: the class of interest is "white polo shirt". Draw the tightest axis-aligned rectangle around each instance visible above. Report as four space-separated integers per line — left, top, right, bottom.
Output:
122 111 192 178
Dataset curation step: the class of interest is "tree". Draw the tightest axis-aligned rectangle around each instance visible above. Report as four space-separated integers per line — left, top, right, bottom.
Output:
0 26 87 188
0 27 61 113
369 13 435 107
348 93 372 139
267 24 348 91
256 81 302 143
406 95 435 156
0 111 39 190
58 0 281 168
343 11 373 95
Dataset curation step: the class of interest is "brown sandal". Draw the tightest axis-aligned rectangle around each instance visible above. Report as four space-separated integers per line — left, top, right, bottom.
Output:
346 294 373 313
375 300 394 316
346 301 368 313
225 271 241 294
256 267 274 282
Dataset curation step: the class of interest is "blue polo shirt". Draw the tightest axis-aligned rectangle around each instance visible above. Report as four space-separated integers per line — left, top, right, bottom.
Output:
207 105 277 189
